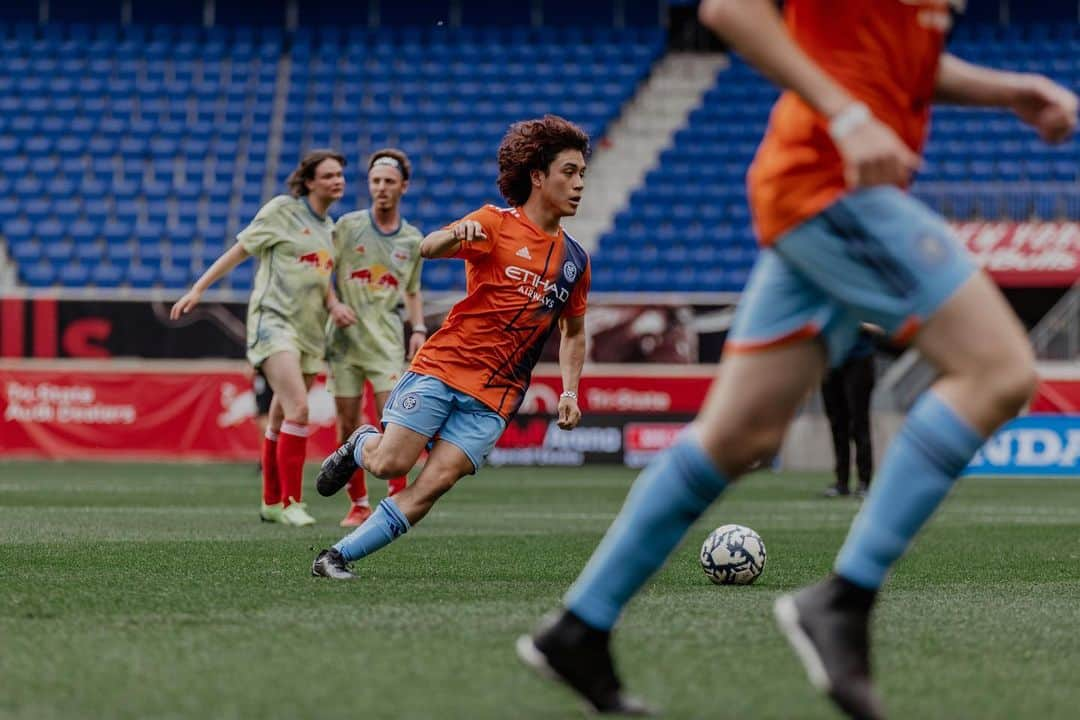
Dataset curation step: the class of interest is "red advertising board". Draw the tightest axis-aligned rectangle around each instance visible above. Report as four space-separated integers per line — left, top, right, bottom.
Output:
519 370 714 415
2 362 1076 463
1030 378 1080 414
0 365 340 461
954 222 1080 287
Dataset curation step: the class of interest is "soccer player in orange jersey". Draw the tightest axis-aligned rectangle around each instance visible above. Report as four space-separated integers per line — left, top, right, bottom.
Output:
519 2 1077 717
311 115 592 578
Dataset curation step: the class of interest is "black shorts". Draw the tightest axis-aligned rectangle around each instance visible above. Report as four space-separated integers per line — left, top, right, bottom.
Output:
252 369 273 416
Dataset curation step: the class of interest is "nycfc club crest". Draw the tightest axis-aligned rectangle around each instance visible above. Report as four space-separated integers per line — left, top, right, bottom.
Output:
401 393 420 412
915 232 949 268
563 260 577 282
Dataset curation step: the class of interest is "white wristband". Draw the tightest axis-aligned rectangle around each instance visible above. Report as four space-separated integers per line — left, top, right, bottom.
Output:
828 102 871 141
560 390 578 400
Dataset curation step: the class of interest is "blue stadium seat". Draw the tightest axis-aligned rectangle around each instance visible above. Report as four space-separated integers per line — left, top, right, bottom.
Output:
126 264 157 288
74 242 103 263
9 240 41 264
22 261 57 288
58 263 91 287
159 265 190 288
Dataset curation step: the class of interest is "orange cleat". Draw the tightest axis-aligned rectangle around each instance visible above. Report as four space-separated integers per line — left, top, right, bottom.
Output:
340 504 373 528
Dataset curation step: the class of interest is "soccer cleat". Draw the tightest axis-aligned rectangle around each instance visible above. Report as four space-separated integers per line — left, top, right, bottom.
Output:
311 548 357 580
259 502 285 523
517 610 654 716
774 576 886 720
316 425 379 497
280 500 316 527
339 503 373 527
823 485 851 498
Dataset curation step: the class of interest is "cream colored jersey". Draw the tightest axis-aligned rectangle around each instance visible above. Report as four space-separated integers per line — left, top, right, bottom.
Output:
326 210 424 369
238 195 335 363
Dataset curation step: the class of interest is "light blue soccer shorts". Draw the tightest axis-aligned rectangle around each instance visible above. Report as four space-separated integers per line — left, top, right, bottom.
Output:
381 371 507 474
727 187 977 366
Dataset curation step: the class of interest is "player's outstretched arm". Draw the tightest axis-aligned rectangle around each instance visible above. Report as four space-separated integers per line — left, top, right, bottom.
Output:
935 54 1078 144
556 314 586 430
419 221 487 259
169 242 250 319
698 0 920 188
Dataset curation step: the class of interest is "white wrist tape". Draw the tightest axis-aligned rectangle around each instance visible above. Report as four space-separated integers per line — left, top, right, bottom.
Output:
828 102 871 141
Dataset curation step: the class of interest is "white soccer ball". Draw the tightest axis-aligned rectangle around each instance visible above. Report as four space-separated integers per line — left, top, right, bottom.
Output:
700 524 767 585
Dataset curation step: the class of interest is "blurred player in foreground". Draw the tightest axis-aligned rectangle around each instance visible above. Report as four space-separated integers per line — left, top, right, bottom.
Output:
310 115 591 579
519 1 1077 717
325 148 427 527
172 150 346 527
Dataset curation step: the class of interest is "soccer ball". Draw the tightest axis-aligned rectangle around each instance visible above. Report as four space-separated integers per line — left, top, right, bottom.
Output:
700 524 767 585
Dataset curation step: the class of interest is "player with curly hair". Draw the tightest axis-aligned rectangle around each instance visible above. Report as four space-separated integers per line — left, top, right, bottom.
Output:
311 115 593 578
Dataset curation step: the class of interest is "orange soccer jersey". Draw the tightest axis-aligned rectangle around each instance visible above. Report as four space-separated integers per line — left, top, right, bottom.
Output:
747 0 954 245
409 205 591 419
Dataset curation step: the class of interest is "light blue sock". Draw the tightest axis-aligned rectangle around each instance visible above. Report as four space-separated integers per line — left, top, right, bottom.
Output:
565 434 728 631
351 428 379 467
333 497 410 562
835 391 984 590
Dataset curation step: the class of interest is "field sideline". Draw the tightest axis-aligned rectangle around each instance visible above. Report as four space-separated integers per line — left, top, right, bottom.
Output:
1 461 1079 719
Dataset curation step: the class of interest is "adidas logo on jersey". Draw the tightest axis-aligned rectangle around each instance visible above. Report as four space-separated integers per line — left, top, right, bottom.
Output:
516 247 532 260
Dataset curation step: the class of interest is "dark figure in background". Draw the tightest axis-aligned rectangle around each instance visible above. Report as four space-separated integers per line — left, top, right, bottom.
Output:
822 330 875 498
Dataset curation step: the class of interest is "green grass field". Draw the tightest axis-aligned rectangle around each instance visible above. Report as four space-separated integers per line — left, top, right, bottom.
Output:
1 461 1079 720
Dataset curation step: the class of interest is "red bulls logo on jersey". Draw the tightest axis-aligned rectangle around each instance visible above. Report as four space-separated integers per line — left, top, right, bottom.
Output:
297 249 333 274
348 263 399 291
348 268 372 285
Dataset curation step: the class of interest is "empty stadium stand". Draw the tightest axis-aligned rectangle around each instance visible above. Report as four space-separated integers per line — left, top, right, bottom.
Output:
0 22 662 292
0 19 1076 293
594 21 1079 292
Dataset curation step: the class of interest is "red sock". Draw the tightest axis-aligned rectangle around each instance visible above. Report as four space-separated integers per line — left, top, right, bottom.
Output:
261 430 280 505
277 421 309 507
387 476 407 496
346 468 369 505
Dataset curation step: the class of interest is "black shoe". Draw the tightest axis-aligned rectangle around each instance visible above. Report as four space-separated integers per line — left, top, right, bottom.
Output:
774 576 885 720
516 610 653 716
823 485 851 498
315 425 377 497
311 548 357 580
854 483 870 499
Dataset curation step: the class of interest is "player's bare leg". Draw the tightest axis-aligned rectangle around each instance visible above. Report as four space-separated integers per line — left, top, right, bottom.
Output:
373 390 410 497
778 273 1036 720
387 439 472 524
313 439 471 579
522 340 824 716
261 351 317 526
317 420 427 496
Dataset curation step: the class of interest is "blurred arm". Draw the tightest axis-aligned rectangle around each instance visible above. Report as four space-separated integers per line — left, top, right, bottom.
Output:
934 54 1026 106
697 0 854 118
